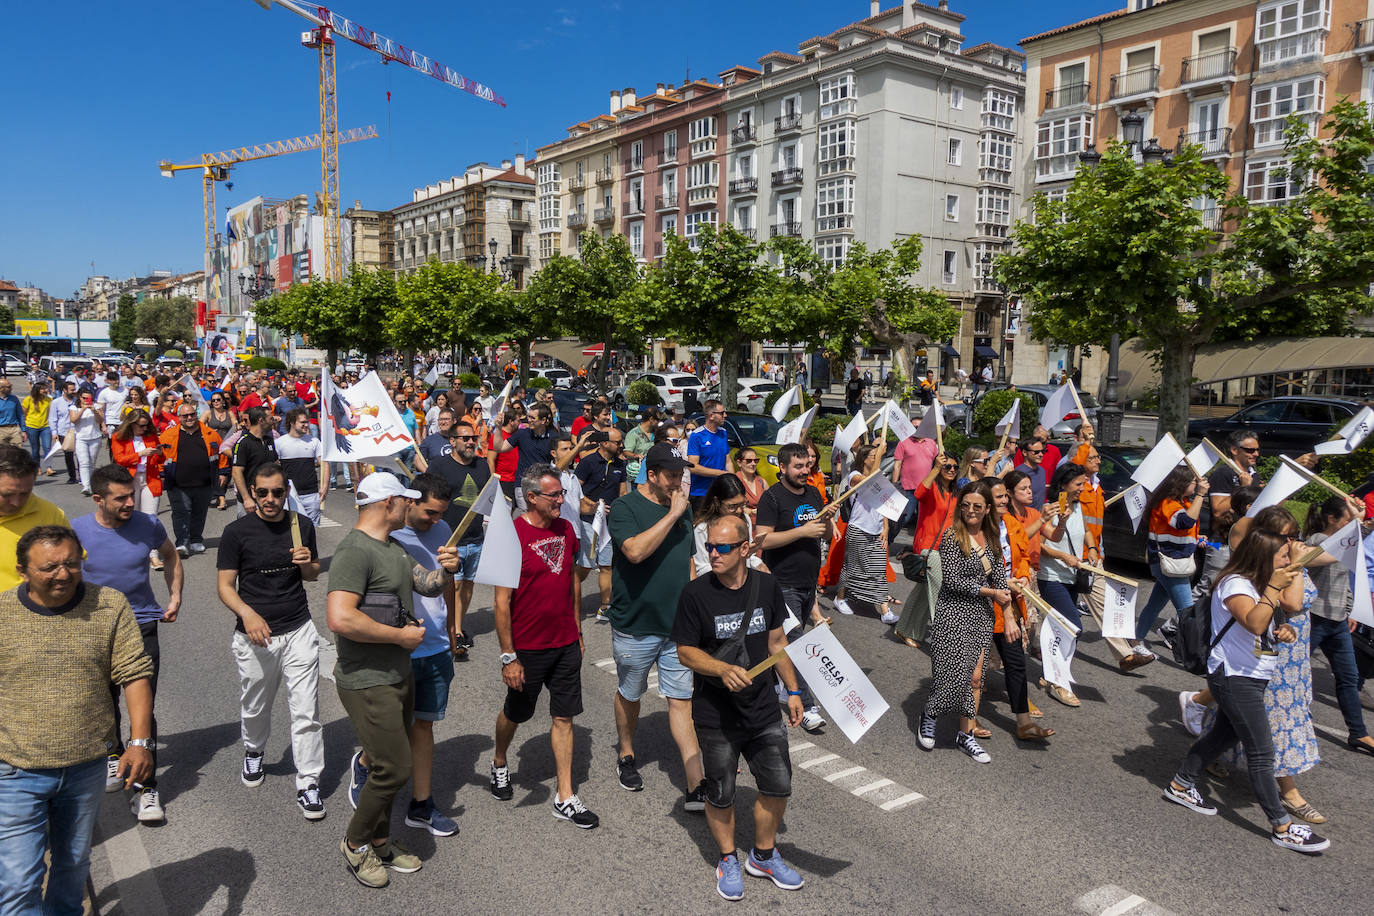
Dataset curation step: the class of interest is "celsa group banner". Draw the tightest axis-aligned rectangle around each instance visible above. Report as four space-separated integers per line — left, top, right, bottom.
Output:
784 623 889 744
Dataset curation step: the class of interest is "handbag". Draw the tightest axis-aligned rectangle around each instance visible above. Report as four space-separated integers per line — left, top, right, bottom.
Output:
707 571 761 686
1159 552 1197 578
901 550 928 583
62 428 75 452
357 591 411 628
1065 524 1093 592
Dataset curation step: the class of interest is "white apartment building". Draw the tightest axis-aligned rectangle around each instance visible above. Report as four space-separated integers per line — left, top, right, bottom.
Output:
535 97 624 263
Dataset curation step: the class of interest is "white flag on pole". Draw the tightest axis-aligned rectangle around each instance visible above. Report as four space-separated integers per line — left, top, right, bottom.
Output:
832 410 868 456
1314 405 1374 456
1122 483 1150 533
783 624 889 744
775 404 818 445
882 399 917 441
1101 578 1139 641
592 500 610 549
320 369 416 462
995 398 1021 438
1038 380 1079 431
913 400 944 441
176 374 207 416
43 440 64 464
1185 439 1223 478
474 482 521 589
489 378 514 420
1246 460 1307 517
423 363 440 387
853 473 909 522
1039 604 1081 690
1320 519 1374 627
770 384 803 423
1130 433 1187 492
470 474 502 516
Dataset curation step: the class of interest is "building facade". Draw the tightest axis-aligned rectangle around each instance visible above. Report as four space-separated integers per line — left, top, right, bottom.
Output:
344 202 396 272
534 100 622 262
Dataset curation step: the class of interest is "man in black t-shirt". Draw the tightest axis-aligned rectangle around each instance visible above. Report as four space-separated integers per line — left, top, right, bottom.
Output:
844 368 865 414
429 419 491 655
673 514 807 901
415 407 457 470
1205 428 1261 538
755 442 833 733
574 428 627 610
232 407 279 516
215 462 326 820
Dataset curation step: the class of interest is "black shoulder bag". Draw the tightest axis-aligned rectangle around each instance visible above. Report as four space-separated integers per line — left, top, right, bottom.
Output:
708 571 761 685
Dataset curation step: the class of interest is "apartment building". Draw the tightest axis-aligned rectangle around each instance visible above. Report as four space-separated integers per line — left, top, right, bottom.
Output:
0 280 18 313
344 201 396 271
1019 0 1374 387
534 101 621 262
392 157 537 288
721 1 1027 378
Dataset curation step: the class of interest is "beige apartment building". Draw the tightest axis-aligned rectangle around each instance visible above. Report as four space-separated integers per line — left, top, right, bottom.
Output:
344 202 396 271
1017 0 1374 391
535 101 622 262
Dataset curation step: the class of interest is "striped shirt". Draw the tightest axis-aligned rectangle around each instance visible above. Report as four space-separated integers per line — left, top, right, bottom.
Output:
1147 498 1199 563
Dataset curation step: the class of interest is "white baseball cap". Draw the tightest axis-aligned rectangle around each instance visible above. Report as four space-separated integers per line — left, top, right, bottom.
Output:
355 471 422 506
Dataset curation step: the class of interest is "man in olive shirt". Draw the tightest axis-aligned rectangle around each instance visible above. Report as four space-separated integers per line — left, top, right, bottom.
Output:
606 443 705 809
326 472 460 889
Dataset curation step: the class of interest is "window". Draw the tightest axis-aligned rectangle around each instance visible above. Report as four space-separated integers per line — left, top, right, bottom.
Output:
780 143 799 169
981 89 1016 132
737 153 753 180
537 163 561 231
1192 195 1222 229
942 250 958 284
662 214 678 237
1252 77 1323 147
1035 114 1093 180
576 161 584 181
781 94 801 118
686 161 718 189
603 152 612 172
664 130 678 160
816 236 851 268
979 135 1014 184
735 204 753 232
945 194 960 221
819 120 856 172
1257 0 1330 65
948 138 962 166
629 140 644 170
816 177 854 231
976 188 1012 236
629 222 643 257
819 73 856 119
974 311 993 335
688 118 716 158
684 210 717 247
950 86 964 110
629 178 643 211
1246 157 1303 203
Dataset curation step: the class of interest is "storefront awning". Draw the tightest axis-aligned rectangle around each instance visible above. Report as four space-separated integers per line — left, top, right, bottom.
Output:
974 345 1000 359
939 343 961 358
1117 336 1374 400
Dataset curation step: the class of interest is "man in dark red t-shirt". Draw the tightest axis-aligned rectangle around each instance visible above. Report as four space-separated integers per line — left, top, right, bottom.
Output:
488 462 598 829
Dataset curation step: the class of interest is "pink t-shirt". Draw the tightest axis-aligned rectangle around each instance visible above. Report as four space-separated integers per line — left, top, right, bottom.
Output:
894 436 938 490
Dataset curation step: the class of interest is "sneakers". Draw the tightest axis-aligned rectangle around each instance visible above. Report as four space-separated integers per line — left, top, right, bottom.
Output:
131 786 164 823
552 793 600 829
490 761 513 801
297 784 326 821
175 543 190 558
917 713 937 750
188 542 206 555
1130 642 1157 661
405 797 458 837
1158 618 1179 652
880 608 900 625
348 750 368 809
595 606 610 623
1271 823 1330 854
1178 691 1206 737
340 839 388 888
452 631 472 659
1163 781 1218 815
800 707 826 733
716 853 744 901
955 730 991 764
744 849 804 890
684 782 708 813
616 754 644 792
833 598 854 616
374 841 422 873
242 750 265 787
106 755 123 793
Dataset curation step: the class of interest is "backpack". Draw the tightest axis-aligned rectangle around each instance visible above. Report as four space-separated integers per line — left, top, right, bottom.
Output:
1171 586 1236 676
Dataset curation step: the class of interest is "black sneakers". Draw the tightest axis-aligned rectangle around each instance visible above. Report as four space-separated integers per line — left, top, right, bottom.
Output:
552 793 599 829
616 754 643 792
1272 824 1330 854
242 750 265 787
684 782 708 813
296 784 326 821
490 762 513 801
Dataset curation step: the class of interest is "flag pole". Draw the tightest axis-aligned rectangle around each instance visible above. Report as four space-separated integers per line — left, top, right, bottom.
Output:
746 619 830 678
1280 454 1353 502
1202 438 1247 477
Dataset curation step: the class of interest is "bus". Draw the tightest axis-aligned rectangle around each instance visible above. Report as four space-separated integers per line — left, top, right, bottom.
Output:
0 336 78 361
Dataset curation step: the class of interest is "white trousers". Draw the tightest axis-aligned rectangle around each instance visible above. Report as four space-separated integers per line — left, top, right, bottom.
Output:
73 437 102 490
231 622 324 790
294 491 322 527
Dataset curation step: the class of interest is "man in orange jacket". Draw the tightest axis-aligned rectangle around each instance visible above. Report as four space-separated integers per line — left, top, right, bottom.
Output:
158 401 226 557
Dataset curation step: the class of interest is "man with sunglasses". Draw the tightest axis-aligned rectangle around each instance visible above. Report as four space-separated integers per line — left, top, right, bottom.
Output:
1014 438 1050 507
429 419 491 657
492 403 555 511
1206 429 1262 538
159 400 224 556
216 462 325 822
415 407 457 472
231 407 279 518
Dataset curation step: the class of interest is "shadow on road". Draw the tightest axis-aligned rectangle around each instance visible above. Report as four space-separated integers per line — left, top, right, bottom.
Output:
95 847 255 916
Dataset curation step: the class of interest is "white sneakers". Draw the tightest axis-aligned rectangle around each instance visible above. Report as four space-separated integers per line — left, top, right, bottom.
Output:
131 786 165 823
1178 691 1206 737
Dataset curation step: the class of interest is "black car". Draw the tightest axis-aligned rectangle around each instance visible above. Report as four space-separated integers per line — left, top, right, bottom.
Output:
1187 396 1366 456
1094 443 1150 565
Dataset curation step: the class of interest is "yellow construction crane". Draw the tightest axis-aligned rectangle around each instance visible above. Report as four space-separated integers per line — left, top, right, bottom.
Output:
158 125 379 298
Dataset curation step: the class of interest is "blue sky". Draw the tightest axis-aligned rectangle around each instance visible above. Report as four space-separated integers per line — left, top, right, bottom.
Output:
0 0 1112 298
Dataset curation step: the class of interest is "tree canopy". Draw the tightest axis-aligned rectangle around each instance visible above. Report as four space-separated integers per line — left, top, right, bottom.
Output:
134 296 196 353
253 263 395 367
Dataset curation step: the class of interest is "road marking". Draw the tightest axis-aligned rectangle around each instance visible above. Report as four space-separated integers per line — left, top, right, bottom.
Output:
317 515 342 528
93 796 171 916
850 778 893 796
878 791 925 812
823 765 866 783
1101 896 1147 916
797 752 840 769
1074 885 1177 916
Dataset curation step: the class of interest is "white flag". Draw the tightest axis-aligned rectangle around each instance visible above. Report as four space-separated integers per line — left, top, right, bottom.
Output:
1038 380 1079 431
770 384 803 423
320 369 416 462
43 440 64 464
177 374 207 416
995 399 1021 439
775 404 818 445
1320 519 1374 627
832 410 868 456
1122 483 1149 533
489 378 514 420
853 473 908 522
423 363 440 387
1101 578 1139 641
1314 406 1374 456
783 623 889 744
470 474 502 516
474 486 522 589
913 400 944 442
882 399 917 441
1039 604 1080 690
592 500 610 549
1246 460 1307 517
1185 439 1223 478
1130 433 1187 492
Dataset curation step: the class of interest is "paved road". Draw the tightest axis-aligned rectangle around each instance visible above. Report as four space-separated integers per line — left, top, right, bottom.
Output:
24 472 1362 915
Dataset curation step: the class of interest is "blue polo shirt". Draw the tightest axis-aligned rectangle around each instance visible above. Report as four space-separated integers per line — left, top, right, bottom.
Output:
0 395 23 427
687 425 729 498
71 512 168 624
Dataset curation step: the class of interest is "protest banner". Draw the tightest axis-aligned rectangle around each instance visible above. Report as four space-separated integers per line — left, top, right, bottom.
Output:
782 623 890 744
1099 577 1139 641
320 370 415 462
1130 433 1187 492
1038 604 1081 691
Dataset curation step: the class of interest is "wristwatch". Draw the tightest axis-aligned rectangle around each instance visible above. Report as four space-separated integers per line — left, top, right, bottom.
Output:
127 738 152 749
499 652 518 666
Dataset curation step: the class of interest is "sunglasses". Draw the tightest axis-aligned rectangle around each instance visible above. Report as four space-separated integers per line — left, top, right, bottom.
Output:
1238 445 1260 453
667 437 681 443
253 487 286 499
454 434 477 441
706 540 746 554
739 457 758 464
1025 448 1045 455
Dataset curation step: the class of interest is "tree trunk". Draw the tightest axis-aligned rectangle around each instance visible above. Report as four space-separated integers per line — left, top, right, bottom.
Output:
719 335 741 411
1157 335 1197 444
326 346 338 373
598 320 612 394
518 339 531 388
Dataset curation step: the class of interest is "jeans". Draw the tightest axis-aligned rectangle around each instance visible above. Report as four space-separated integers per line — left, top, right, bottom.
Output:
1175 671 1290 827
0 756 106 916
233 624 324 790
778 584 818 709
25 427 51 466
1037 578 1083 630
1135 561 1193 641
897 487 918 532
111 620 160 780
166 484 212 547
1309 614 1370 740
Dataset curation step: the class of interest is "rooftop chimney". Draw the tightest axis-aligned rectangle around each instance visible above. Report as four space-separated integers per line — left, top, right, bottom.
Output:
514 153 526 174
622 86 636 107
657 82 666 94
903 1 914 28
610 89 622 114
871 0 880 15
938 0 949 9
501 159 512 171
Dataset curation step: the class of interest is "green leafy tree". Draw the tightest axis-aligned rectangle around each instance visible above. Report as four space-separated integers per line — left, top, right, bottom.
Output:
747 237 827 387
108 294 138 351
489 284 565 388
391 260 504 364
0 306 13 336
998 102 1374 441
254 264 396 369
135 296 197 353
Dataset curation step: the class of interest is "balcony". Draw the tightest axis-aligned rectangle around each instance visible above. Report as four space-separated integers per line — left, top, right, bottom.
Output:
595 169 614 185
659 149 678 165
771 167 804 188
728 177 758 195
771 221 802 238
735 227 757 240
623 199 645 217
1197 205 1223 231
1180 48 1238 92
567 212 588 230
775 113 803 134
1177 126 1233 159
730 124 756 145
655 193 678 211
507 213 530 231
1358 19 1374 53
818 156 856 176
568 175 587 191
1044 82 1090 110
1108 66 1159 102
973 277 1005 295
593 207 615 225
817 214 853 232
624 155 644 175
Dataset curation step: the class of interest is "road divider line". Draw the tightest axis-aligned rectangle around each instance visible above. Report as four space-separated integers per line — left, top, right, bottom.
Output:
878 791 925 811
1101 896 1146 916
823 765 866 783
1074 884 1176 916
797 752 841 770
851 778 893 796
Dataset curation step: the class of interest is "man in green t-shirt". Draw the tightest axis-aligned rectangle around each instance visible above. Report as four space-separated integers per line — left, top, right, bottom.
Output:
605 443 705 810
622 408 658 483
326 472 459 889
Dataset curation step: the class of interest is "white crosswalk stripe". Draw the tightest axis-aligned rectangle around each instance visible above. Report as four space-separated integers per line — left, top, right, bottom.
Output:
1074 885 1177 916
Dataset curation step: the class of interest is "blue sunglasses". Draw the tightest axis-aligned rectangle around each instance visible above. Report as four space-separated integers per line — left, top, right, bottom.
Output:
706 541 746 555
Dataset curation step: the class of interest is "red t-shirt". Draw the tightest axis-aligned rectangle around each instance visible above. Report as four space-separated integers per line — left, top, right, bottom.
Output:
239 393 265 412
570 416 591 438
511 516 579 651
489 431 518 482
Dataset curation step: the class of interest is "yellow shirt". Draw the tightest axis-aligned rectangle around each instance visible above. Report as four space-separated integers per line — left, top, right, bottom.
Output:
0 495 69 592
21 397 50 430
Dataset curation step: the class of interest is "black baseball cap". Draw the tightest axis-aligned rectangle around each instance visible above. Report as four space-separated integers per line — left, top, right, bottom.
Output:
646 443 689 472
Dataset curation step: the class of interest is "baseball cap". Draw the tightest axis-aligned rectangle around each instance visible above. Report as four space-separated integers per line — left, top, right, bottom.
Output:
355 471 422 506
645 443 689 472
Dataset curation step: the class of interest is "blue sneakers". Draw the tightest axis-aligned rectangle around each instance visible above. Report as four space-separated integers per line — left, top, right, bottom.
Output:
404 797 459 837
716 853 744 901
348 750 367 810
744 849 804 890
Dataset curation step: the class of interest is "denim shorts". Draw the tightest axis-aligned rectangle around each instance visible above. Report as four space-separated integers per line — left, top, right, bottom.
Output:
577 518 613 568
455 542 482 581
411 650 455 721
612 630 694 701
699 722 792 807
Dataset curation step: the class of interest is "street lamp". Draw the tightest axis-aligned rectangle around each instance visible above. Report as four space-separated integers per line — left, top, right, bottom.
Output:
238 271 275 302
1120 108 1145 151
487 237 498 271
1140 138 1167 166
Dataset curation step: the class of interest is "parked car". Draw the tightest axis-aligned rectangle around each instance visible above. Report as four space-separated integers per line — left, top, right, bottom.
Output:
39 354 93 380
705 377 782 414
1186 396 1366 456
1094 443 1151 566
611 372 708 413
978 384 1098 437
550 388 591 427
2 352 27 376
528 367 575 389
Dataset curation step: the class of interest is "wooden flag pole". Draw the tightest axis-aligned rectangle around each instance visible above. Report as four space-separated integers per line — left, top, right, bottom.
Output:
1069 385 1089 433
821 467 884 514
1104 485 1136 508
1202 438 1247 477
1291 544 1329 569
289 510 303 550
1280 454 1352 502
443 508 479 549
1077 561 1134 585
746 619 830 678
393 457 415 481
